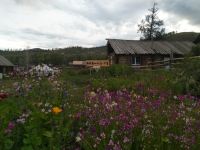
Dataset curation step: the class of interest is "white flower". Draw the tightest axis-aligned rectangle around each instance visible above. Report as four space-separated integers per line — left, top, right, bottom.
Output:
45 103 50 107
37 102 43 107
173 96 178 99
90 91 96 97
111 101 118 107
76 136 81 142
93 144 97 148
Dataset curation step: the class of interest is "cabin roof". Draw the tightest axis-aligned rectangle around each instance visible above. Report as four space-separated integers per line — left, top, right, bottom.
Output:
0 55 14 67
107 39 196 55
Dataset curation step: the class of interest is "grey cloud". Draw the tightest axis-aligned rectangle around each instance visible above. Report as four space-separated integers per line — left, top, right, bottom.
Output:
45 0 154 25
0 0 199 49
160 0 200 25
21 28 69 40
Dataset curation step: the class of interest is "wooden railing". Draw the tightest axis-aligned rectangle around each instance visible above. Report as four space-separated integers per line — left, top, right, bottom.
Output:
131 56 200 69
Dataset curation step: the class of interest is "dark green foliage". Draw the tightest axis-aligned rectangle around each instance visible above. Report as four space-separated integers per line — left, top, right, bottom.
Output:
191 45 200 56
96 65 134 77
175 58 200 96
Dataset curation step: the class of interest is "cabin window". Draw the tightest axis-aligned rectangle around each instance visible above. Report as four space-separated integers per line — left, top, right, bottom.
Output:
132 56 141 65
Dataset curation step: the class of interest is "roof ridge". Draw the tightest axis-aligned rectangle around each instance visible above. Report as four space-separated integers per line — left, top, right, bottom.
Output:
107 39 195 55
107 39 194 43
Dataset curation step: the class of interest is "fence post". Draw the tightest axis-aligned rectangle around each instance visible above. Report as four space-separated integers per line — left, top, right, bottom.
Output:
170 50 174 68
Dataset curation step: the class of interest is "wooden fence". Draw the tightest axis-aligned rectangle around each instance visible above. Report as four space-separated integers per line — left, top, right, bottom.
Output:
131 56 200 69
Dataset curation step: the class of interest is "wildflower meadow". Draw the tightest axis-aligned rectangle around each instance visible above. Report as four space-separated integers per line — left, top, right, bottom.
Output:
0 63 200 150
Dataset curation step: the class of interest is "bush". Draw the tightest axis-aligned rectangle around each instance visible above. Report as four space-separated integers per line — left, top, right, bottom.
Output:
191 45 200 56
175 57 200 96
97 65 134 77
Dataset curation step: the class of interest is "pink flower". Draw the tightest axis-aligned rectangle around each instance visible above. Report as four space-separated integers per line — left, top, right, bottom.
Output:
177 95 185 101
4 122 15 134
7 122 15 130
100 132 106 139
113 144 122 150
123 137 130 143
108 139 114 146
99 119 110 126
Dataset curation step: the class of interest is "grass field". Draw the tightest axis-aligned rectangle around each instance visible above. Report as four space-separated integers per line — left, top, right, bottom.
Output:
0 66 200 150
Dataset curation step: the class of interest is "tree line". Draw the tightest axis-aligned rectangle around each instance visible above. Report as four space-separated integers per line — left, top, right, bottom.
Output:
0 46 107 66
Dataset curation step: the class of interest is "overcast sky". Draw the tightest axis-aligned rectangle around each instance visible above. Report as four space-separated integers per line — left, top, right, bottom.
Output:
0 0 199 49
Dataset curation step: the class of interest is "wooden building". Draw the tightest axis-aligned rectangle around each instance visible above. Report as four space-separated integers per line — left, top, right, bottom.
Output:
0 55 14 73
107 39 195 66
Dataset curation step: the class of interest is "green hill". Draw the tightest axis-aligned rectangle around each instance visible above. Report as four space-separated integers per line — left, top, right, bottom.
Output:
0 46 107 66
165 32 200 43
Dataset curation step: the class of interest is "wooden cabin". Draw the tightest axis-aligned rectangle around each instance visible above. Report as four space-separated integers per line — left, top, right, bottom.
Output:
0 55 14 73
107 39 195 66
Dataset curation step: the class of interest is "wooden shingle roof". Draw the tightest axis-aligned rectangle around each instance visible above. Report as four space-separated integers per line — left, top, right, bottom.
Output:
107 39 195 55
0 55 14 67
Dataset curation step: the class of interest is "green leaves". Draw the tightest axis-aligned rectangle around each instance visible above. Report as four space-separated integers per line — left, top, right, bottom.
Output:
162 137 170 143
4 139 14 150
21 145 34 150
43 131 53 138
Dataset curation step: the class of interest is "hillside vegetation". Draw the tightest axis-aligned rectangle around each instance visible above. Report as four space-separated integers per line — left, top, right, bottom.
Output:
164 32 199 42
0 46 107 66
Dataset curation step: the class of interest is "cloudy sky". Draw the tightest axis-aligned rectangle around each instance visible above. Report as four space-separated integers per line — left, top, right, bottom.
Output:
0 0 199 49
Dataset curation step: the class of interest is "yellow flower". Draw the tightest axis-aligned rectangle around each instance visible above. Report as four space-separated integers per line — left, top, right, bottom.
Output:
52 107 62 114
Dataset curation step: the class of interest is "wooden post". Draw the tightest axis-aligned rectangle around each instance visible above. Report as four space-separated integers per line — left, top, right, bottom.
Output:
170 50 174 68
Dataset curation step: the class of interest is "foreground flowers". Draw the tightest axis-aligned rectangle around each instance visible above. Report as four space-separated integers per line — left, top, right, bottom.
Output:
75 88 200 149
0 92 8 100
52 107 62 114
4 122 15 134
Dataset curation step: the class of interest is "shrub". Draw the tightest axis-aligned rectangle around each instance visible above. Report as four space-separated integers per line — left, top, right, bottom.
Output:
175 57 200 96
97 65 134 77
191 45 200 56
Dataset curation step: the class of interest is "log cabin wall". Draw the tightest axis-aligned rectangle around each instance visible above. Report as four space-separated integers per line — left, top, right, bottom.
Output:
112 55 156 65
117 55 132 65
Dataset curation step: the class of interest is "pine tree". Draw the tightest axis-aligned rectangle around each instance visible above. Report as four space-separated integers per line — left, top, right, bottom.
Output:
138 3 165 40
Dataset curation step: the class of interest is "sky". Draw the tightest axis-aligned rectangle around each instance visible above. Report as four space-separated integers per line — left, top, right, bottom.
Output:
0 0 199 49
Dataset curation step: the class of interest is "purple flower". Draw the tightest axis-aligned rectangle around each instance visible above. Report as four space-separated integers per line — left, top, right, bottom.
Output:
4 122 15 134
108 139 114 146
99 119 110 126
177 95 185 101
7 122 15 130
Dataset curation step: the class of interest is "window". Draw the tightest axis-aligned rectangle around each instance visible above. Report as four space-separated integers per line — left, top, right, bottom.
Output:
132 56 141 65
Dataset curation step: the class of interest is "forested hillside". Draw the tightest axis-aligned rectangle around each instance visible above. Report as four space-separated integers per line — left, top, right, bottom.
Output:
0 46 107 66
